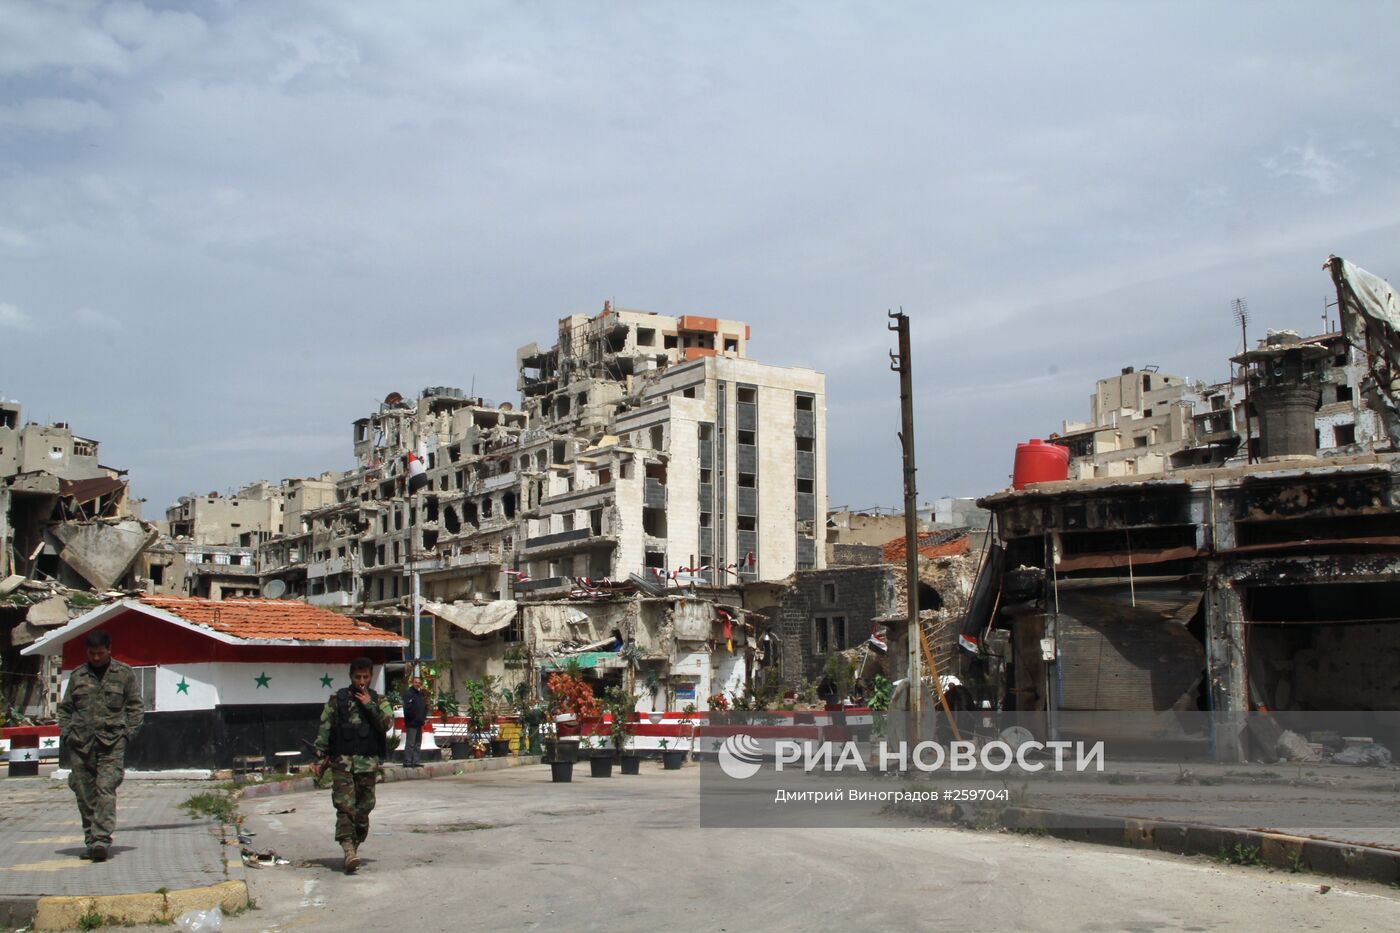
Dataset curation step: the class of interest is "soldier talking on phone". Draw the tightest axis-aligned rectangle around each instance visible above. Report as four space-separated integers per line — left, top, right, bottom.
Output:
311 657 392 874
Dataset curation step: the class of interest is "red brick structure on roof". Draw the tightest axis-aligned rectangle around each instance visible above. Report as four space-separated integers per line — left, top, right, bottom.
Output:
136 596 402 643
882 532 970 562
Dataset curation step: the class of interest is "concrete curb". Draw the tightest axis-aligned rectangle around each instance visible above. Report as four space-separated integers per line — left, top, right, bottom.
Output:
994 807 1400 886
7 816 251 930
32 880 248 932
239 754 543 799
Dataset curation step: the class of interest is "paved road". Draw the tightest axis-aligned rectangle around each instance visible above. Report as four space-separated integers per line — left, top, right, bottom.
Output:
192 764 1400 933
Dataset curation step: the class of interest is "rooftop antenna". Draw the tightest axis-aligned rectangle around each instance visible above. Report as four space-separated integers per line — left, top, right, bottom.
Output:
1232 298 1254 463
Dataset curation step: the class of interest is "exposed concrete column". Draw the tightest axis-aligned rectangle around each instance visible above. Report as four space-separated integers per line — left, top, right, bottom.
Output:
1204 571 1247 762
1253 385 1319 458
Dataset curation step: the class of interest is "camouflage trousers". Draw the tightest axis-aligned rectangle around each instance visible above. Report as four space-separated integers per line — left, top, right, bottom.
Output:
69 739 127 846
330 768 377 843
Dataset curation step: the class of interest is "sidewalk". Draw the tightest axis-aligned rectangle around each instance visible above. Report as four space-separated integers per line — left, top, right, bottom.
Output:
0 766 244 930
888 758 1400 884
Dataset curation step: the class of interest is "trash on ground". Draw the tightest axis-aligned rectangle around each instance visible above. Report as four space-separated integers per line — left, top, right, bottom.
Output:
174 906 223 933
1331 743 1392 767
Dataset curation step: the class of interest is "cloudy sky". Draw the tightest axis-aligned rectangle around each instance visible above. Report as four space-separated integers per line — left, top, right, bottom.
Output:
3 1 1399 516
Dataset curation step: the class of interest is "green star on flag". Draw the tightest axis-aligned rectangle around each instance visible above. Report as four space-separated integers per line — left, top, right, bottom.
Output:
176 678 190 694
255 672 271 689
43 738 56 747
320 674 334 688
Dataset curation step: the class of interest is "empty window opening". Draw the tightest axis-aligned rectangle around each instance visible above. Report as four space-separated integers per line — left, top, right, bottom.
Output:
737 430 756 446
724 337 738 352
737 387 757 405
738 473 756 488
1336 384 1354 403
1334 423 1356 446
795 395 814 412
503 491 517 518
637 327 656 347
649 425 664 450
822 582 837 604
737 516 757 531
443 506 461 534
797 478 814 493
481 497 493 518
796 437 814 452
642 508 668 537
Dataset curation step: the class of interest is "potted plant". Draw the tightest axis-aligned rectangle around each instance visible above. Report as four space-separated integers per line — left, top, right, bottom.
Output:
584 735 613 778
545 666 598 773
658 737 686 770
603 685 640 775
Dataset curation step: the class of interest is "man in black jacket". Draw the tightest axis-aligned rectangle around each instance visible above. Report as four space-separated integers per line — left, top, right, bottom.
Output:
402 676 428 767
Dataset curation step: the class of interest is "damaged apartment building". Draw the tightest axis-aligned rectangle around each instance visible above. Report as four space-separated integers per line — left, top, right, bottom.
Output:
1051 327 1388 480
148 475 340 600
252 305 826 708
972 305 1400 760
1 398 154 715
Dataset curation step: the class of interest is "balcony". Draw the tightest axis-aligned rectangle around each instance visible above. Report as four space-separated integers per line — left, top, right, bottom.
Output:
521 527 614 557
513 576 574 598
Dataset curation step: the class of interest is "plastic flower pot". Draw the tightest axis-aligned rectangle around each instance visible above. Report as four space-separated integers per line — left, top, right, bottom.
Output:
490 739 512 757
545 737 580 763
589 757 614 778
662 750 686 770
550 760 574 783
620 755 642 775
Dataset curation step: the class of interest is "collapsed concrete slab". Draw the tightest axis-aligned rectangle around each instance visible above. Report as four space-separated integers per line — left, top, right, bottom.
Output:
50 521 156 591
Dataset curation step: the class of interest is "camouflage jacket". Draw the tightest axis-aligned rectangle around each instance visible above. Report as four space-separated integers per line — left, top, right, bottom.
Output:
57 661 145 750
313 688 393 774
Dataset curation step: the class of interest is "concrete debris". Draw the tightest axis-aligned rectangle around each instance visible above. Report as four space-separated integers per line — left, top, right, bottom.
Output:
25 594 72 627
1275 729 1317 762
51 520 156 591
1332 743 1393 767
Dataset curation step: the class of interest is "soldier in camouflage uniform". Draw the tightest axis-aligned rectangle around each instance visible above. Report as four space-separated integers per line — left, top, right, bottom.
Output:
57 630 145 861
312 656 392 874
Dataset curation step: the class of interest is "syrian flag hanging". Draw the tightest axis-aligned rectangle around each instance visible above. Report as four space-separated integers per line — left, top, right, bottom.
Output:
406 452 428 493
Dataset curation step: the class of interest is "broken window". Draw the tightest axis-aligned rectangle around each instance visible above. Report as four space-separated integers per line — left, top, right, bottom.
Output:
644 550 667 569
1336 384 1354 403
737 430 755 446
700 468 712 484
737 516 756 531
724 337 738 352
650 425 664 450
737 387 757 405
795 395 814 412
738 473 756 488
642 508 667 537
503 491 517 518
797 478 814 493
638 327 656 347
796 437 814 452
590 508 603 535
481 497 493 518
683 387 696 398
1334 423 1356 446
664 334 678 349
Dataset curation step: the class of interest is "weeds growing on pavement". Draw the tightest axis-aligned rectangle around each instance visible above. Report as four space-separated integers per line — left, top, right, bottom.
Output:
1216 843 1264 866
180 789 240 825
77 910 104 930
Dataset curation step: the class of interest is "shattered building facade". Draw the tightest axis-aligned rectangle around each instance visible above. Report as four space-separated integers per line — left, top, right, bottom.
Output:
2 398 155 716
1051 331 1391 480
974 453 1400 761
245 307 826 709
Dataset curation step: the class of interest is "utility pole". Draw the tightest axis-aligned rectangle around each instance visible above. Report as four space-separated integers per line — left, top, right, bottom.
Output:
1233 299 1253 464
888 310 921 739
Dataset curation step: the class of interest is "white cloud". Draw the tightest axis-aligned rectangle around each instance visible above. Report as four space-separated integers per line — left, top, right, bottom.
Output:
1262 140 1346 194
0 302 35 331
0 97 115 133
74 306 122 333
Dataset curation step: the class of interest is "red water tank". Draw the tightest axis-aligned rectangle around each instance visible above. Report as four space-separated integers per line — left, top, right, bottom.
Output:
1012 439 1069 490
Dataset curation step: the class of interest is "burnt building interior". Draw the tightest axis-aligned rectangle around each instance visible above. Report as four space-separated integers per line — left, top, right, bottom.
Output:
973 457 1400 761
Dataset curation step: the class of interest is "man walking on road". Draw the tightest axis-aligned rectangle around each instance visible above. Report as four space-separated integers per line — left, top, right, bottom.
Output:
402 675 427 768
312 657 392 874
57 630 145 862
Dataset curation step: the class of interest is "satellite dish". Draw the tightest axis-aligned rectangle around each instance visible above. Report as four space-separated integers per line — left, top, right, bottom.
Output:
262 579 287 599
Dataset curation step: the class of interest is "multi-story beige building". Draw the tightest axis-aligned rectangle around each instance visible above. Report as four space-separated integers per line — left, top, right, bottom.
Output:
254 305 826 617
165 481 286 547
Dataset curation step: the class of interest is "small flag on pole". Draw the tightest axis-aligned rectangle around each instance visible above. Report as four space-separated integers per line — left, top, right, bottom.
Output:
406 452 428 493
